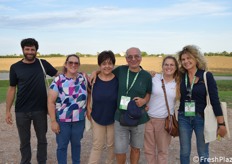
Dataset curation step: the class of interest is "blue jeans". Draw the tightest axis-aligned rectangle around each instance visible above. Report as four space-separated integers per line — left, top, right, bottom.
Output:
16 111 47 164
56 120 85 164
178 111 209 164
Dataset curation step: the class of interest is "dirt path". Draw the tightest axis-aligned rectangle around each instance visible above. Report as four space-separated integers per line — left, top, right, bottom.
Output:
0 103 231 164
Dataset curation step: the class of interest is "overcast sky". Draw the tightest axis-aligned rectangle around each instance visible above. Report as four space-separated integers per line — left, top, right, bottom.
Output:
0 0 232 55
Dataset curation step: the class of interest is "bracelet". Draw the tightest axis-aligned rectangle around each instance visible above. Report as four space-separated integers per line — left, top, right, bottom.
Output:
51 119 56 122
218 122 225 126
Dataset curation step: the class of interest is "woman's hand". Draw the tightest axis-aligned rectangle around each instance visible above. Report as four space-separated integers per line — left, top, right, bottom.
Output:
51 121 60 134
217 125 227 137
149 70 156 77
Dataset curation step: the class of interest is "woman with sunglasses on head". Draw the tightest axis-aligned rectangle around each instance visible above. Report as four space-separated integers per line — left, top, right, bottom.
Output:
144 56 180 164
177 45 227 164
48 54 89 164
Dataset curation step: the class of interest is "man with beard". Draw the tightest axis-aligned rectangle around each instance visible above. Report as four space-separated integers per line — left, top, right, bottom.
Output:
5 38 58 164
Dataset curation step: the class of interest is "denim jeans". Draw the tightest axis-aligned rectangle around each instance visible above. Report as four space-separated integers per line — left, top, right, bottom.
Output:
178 111 209 164
56 120 85 164
16 111 48 164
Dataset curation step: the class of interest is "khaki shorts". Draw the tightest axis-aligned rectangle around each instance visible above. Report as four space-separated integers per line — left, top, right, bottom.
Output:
114 120 145 154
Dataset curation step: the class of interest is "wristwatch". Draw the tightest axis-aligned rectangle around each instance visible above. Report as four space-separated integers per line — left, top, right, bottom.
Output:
218 122 226 126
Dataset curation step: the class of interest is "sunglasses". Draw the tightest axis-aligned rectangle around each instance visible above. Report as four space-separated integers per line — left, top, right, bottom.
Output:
67 61 79 66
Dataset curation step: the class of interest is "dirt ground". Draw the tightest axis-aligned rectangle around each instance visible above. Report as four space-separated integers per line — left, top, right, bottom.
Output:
0 103 231 164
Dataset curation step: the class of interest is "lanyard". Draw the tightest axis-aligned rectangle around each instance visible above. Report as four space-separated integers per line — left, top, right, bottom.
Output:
126 68 140 95
185 70 197 99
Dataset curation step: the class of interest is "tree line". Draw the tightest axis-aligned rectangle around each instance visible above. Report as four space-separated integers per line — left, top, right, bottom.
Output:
1 51 232 58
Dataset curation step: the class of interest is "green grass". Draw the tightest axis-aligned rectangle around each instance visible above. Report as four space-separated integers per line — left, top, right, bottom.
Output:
219 91 232 108
216 80 232 91
0 87 7 103
212 73 232 76
0 80 9 103
1 80 232 107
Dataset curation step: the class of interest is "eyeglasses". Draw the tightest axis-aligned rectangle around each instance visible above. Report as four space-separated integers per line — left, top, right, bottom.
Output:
164 63 175 67
126 55 141 61
67 61 79 66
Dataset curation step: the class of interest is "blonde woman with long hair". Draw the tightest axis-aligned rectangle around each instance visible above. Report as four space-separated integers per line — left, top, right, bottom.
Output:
177 45 227 164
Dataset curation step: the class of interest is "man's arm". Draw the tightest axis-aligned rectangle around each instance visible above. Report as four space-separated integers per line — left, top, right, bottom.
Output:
89 70 100 85
133 93 151 107
5 86 16 125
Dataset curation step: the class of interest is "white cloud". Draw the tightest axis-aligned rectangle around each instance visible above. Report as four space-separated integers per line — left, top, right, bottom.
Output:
0 1 230 30
0 0 231 55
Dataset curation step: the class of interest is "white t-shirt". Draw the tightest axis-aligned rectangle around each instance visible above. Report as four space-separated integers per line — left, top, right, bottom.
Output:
147 74 176 118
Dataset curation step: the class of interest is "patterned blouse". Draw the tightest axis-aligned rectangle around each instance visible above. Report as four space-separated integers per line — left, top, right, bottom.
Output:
50 73 88 122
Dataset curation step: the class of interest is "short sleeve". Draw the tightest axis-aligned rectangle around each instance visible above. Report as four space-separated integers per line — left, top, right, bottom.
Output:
42 59 58 77
50 76 60 92
9 65 18 86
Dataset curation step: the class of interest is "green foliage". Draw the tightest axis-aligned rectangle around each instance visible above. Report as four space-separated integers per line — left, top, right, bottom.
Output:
141 51 148 57
40 53 65 57
1 51 232 57
204 51 232 57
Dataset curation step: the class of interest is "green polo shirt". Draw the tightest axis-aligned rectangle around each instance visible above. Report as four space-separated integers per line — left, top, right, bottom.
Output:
113 65 152 124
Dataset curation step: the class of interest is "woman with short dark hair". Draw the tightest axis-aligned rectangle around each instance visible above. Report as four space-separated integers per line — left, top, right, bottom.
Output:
87 50 118 164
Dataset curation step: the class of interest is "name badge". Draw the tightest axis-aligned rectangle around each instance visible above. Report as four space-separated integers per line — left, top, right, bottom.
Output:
184 100 196 116
119 96 131 110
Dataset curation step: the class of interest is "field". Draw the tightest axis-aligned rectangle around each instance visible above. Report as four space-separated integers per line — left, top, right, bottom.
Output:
1 56 232 107
1 56 232 74
0 56 232 163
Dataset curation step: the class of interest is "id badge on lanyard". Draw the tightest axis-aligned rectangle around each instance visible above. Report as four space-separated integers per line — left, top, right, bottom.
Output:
119 96 131 110
119 68 139 110
185 100 196 116
184 71 197 116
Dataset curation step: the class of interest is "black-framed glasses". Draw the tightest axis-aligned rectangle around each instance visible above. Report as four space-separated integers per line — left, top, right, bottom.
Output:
126 55 141 61
67 61 79 66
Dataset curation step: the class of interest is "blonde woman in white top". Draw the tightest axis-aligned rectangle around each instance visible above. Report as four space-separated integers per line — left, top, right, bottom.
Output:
144 56 180 164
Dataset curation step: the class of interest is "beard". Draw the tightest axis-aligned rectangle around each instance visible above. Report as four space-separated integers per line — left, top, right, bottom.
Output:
23 53 36 62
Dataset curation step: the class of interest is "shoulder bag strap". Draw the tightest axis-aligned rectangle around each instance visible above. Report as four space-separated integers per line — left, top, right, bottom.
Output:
203 71 211 106
38 58 49 88
161 79 171 117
